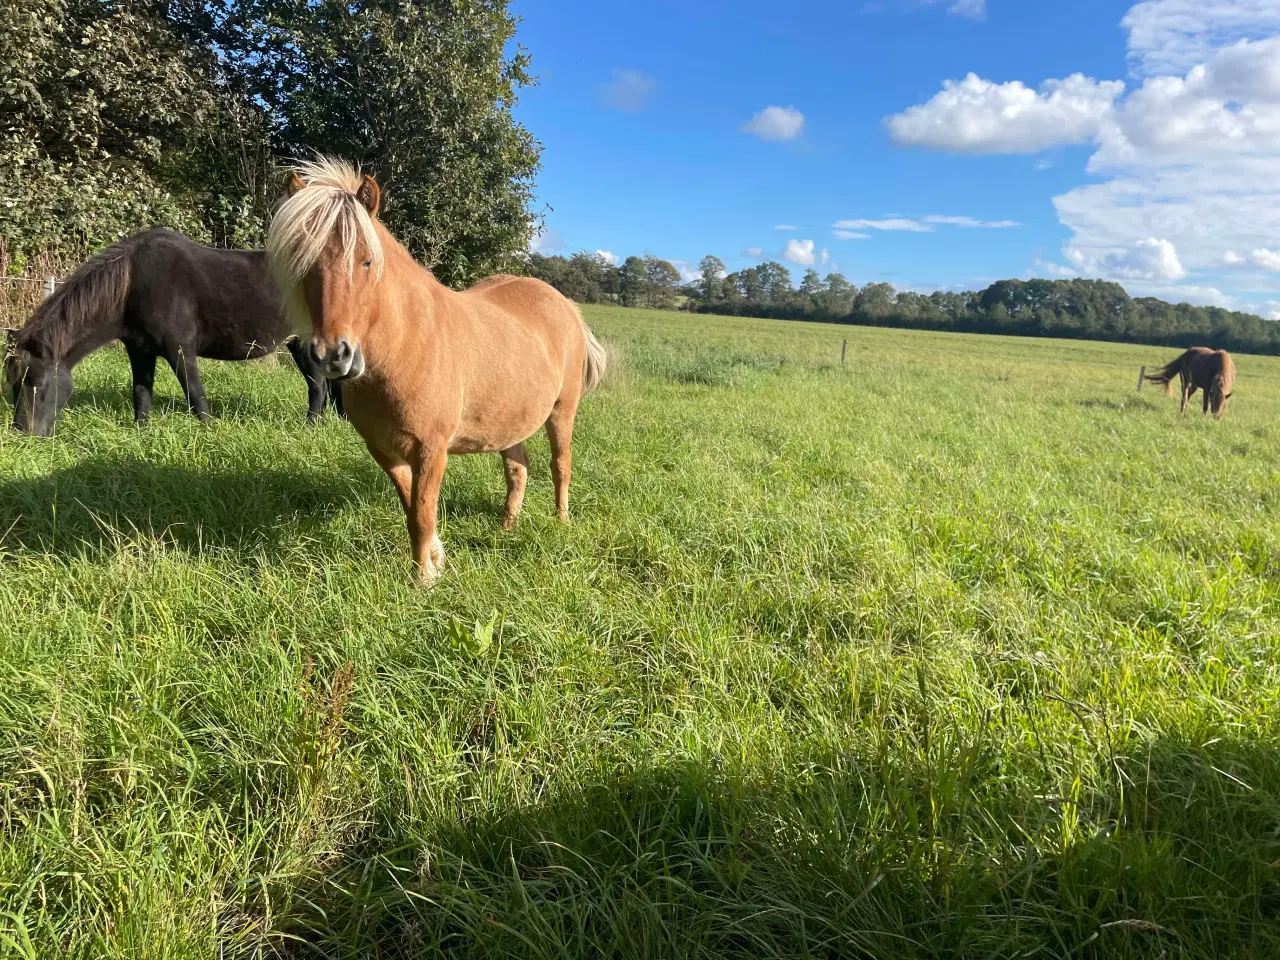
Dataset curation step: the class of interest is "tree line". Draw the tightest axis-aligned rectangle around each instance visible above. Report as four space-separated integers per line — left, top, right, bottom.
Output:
526 252 1280 355
1 0 539 288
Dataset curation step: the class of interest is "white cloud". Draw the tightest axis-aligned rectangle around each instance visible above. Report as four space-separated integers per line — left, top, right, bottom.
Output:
889 3 1280 307
774 224 798 231
833 229 871 240
597 69 655 112
886 73 1124 153
834 217 934 232
595 250 619 266
529 225 565 255
1065 237 1188 282
1123 0 1280 77
782 239 818 266
743 246 765 260
1252 248 1280 271
742 106 805 141
1034 158 1054 170
669 260 703 283
923 215 1021 228
949 0 986 19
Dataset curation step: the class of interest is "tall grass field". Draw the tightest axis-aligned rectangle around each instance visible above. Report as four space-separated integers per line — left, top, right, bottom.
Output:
1 305 1277 958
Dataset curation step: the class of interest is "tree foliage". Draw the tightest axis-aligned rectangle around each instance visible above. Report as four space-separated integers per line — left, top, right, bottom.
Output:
1 0 540 286
525 249 1280 355
0 0 261 261
199 0 541 287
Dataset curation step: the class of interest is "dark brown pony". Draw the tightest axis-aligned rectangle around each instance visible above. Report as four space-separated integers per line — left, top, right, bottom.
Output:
5 229 341 436
267 159 607 583
1144 346 1235 418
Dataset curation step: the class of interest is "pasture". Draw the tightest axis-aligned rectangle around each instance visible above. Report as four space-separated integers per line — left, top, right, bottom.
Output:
0 305 1278 958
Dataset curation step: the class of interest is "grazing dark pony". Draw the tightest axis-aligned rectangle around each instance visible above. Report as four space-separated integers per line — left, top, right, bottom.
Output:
1144 346 1236 418
5 228 342 436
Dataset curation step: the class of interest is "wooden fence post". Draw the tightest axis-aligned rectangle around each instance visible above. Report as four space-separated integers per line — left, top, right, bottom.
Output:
43 276 56 300
841 339 847 365
1136 365 1145 392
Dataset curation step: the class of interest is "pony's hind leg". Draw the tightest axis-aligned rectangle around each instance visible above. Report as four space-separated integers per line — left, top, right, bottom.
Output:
125 343 157 425
500 443 530 530
166 343 211 423
545 401 579 524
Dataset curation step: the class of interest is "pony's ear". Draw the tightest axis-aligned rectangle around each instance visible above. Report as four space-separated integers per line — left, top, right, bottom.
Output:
357 174 381 216
284 171 305 197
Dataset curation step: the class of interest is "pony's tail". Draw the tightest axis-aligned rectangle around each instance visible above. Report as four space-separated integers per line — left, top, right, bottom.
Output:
579 313 607 395
17 241 134 359
1143 355 1184 397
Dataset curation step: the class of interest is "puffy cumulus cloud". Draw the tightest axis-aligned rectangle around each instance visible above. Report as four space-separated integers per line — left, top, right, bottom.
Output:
1122 0 1280 77
886 73 1123 153
742 106 805 141
595 250 619 266
596 69 655 112
890 2 1280 305
782 239 817 265
1064 237 1188 282
1092 38 1280 168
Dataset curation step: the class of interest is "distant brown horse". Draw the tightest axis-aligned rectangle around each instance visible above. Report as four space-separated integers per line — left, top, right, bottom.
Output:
1144 347 1235 418
267 159 607 583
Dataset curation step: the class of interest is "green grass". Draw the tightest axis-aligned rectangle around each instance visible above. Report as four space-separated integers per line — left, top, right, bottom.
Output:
0 305 1278 958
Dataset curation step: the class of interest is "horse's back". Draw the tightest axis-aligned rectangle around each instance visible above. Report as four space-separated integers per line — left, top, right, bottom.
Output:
464 274 582 338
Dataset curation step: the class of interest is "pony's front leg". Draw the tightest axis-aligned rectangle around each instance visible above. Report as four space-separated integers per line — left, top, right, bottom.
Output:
1179 377 1191 415
125 344 157 425
410 447 449 584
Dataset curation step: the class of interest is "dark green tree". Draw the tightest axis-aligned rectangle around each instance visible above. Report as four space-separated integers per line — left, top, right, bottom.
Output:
699 255 726 301
0 0 265 259
203 0 541 287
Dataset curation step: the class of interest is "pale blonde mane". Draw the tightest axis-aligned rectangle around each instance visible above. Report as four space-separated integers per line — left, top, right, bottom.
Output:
267 157 385 293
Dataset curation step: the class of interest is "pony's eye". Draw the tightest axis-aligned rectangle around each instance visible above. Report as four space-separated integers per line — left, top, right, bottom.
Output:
362 260 372 270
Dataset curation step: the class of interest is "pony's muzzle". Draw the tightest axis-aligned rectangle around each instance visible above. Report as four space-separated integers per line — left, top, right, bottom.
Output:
310 337 364 381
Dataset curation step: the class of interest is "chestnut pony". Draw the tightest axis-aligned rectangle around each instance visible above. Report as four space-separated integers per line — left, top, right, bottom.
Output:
267 159 607 582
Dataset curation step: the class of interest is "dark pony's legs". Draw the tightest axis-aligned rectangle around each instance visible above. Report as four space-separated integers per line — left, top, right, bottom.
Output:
124 342 157 425
165 341 211 423
287 338 329 424
286 339 345 423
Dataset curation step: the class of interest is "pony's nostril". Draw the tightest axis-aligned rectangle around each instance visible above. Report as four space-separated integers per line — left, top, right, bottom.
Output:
336 338 352 362
308 341 325 365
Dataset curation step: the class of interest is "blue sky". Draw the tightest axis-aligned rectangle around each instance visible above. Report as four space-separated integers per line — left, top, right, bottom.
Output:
512 0 1280 317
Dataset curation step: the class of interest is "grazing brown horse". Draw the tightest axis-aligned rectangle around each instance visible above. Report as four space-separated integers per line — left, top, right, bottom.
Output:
1144 347 1235 418
267 159 607 583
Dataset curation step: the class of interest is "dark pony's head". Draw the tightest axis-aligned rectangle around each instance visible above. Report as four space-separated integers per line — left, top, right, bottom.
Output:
5 337 73 437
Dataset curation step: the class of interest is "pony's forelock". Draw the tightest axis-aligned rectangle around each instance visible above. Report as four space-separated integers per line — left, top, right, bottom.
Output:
267 158 386 297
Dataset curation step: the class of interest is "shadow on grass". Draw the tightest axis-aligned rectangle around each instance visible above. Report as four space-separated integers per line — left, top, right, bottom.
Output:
0 456 361 560
269 734 1280 959
0 456 522 562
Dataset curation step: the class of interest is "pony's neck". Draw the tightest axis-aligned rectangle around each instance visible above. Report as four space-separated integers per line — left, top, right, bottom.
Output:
362 228 446 374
